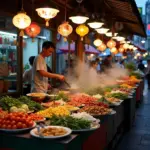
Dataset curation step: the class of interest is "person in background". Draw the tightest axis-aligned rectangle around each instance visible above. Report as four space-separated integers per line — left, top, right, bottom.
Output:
31 41 65 93
95 58 101 73
23 56 35 94
119 60 125 68
146 59 150 89
89 60 98 70
103 55 112 68
23 56 35 83
138 59 145 73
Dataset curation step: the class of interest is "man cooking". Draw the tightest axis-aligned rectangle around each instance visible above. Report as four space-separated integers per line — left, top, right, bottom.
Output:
31 41 65 93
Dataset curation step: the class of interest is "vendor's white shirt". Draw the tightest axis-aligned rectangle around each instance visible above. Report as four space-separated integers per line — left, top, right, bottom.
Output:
31 55 48 93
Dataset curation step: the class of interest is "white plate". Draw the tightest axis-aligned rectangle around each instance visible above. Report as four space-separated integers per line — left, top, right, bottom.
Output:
0 122 36 133
72 124 100 132
30 126 72 139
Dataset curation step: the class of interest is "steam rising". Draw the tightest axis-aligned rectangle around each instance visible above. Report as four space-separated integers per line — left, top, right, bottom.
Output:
66 61 128 91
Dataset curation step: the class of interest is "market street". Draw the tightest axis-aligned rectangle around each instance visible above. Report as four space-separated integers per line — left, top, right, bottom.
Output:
117 82 150 150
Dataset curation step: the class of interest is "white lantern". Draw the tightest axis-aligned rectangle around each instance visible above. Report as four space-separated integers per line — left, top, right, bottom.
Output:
113 36 125 41
105 32 118 37
13 11 31 36
93 39 102 47
96 28 109 34
123 43 129 49
36 8 59 26
69 16 89 24
88 22 104 29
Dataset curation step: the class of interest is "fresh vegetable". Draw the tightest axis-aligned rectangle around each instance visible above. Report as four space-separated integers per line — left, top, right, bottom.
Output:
37 106 70 118
49 115 91 130
54 92 69 102
18 96 43 111
106 93 128 100
28 114 44 122
0 96 22 111
0 112 34 129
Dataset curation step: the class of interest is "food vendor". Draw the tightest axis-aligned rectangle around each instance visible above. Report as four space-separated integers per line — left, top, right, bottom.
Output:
31 41 65 93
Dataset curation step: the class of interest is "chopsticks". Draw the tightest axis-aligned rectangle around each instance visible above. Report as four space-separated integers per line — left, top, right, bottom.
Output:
64 80 71 88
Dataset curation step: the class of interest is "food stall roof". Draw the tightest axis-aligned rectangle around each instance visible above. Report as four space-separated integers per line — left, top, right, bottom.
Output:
0 0 146 37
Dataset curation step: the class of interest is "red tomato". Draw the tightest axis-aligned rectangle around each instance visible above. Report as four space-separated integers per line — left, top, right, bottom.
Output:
17 122 23 129
12 125 17 129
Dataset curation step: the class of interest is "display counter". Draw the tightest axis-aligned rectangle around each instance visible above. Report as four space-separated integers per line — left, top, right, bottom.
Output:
0 81 144 150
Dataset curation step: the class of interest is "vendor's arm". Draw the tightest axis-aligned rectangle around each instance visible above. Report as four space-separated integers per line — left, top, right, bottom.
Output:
38 70 65 80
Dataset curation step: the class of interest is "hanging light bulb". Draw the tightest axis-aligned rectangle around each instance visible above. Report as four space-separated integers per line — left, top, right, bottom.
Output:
76 24 89 41
123 43 129 49
93 38 102 47
96 28 109 34
98 43 106 51
105 32 118 37
88 22 103 29
69 0 89 24
69 16 89 24
107 39 116 49
113 36 125 41
133 47 138 51
128 45 134 50
36 7 59 26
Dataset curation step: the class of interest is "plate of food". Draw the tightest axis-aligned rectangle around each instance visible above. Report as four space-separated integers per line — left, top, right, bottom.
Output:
0 122 36 133
30 126 72 139
26 93 47 102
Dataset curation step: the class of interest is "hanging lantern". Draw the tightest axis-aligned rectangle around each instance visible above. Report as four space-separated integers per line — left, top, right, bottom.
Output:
123 43 129 49
96 28 109 34
107 39 116 49
36 8 59 26
76 24 89 41
93 39 102 47
25 22 41 42
98 43 106 51
13 11 31 36
105 32 118 37
88 22 103 29
128 45 134 50
119 47 124 53
57 22 73 41
110 47 118 54
133 47 137 51
113 36 125 41
69 16 89 24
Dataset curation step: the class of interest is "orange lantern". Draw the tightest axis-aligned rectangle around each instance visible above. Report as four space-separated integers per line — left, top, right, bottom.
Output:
119 47 124 53
25 22 41 42
110 47 118 54
107 39 116 49
58 22 73 41
98 43 106 51
76 24 89 41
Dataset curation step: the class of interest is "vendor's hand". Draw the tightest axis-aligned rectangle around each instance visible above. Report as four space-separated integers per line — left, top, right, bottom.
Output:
57 75 65 81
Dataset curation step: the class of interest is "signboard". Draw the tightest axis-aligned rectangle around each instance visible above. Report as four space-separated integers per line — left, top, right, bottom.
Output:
138 7 143 15
147 24 150 36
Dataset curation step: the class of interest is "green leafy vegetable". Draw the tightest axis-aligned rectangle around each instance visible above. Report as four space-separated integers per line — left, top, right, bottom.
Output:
49 115 91 130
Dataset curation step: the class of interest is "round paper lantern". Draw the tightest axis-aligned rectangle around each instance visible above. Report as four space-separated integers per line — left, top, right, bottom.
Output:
13 11 31 36
58 22 73 41
25 22 41 42
107 39 116 49
119 47 124 53
36 8 59 26
76 24 89 41
93 39 102 47
98 43 106 51
110 47 118 54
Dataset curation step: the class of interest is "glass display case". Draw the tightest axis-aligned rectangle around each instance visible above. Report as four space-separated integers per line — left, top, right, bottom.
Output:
0 32 17 94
